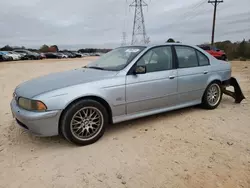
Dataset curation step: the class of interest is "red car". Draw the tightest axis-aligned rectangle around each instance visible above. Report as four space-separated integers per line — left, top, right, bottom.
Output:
198 45 227 61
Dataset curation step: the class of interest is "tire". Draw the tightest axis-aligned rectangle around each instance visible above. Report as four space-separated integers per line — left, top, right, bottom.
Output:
202 82 222 109
60 99 108 146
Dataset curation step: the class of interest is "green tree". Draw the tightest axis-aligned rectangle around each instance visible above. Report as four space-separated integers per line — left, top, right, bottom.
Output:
39 44 49 52
0 45 13 51
237 39 246 58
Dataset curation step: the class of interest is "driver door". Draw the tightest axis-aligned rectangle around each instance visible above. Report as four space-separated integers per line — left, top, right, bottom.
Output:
125 46 178 114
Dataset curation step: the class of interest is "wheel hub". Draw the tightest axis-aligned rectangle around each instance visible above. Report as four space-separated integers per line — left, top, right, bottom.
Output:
207 84 221 106
70 107 104 141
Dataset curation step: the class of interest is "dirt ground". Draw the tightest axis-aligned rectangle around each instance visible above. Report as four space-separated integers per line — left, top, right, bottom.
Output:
0 58 249 188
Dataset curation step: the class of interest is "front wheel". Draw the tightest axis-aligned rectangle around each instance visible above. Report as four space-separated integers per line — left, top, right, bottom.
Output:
202 82 222 109
60 99 108 145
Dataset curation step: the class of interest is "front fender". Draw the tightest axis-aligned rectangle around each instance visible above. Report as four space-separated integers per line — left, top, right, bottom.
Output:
33 77 126 117
34 84 112 111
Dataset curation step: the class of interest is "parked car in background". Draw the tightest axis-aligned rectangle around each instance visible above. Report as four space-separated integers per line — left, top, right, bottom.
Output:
81 53 90 57
71 51 82 58
13 49 40 60
0 51 13 61
198 45 227 61
33 52 44 60
44 52 61 59
94 53 101 56
39 53 46 59
14 52 28 60
7 51 22 60
57 52 68 58
10 43 245 145
62 51 77 58
0 51 21 60
0 53 4 61
76 52 86 57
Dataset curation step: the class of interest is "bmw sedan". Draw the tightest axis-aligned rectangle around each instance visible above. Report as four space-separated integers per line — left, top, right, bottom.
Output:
10 43 245 145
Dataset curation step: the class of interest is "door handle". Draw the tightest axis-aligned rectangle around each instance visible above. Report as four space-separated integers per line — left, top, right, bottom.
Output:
203 71 208 74
169 75 175 79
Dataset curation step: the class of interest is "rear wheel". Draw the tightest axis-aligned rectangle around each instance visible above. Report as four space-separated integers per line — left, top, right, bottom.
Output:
202 82 222 109
60 99 108 145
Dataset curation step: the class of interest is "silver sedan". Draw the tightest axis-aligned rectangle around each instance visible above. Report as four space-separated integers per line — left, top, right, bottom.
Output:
10 43 245 145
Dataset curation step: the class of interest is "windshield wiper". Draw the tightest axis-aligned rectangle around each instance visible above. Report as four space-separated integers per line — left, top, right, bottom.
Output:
84 66 104 70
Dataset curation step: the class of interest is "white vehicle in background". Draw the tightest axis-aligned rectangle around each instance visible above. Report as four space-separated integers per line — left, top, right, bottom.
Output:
8 51 22 60
0 51 21 60
56 52 68 58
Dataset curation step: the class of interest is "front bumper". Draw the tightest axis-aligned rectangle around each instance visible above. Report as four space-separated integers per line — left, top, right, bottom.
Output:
10 99 62 136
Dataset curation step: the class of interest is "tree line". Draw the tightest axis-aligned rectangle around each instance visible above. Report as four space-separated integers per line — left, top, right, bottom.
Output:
213 39 250 60
1 39 249 60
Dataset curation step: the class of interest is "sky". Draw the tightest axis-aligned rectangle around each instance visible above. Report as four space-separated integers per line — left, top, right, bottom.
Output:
0 0 249 49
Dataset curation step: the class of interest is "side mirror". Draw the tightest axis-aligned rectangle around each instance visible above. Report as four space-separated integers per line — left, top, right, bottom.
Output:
134 65 146 74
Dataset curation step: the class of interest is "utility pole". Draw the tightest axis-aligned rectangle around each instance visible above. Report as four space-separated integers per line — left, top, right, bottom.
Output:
129 0 149 45
208 0 223 45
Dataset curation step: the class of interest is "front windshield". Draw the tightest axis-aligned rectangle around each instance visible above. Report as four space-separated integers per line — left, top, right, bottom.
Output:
86 46 146 71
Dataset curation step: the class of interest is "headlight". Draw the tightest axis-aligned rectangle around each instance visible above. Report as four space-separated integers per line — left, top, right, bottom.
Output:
18 97 47 111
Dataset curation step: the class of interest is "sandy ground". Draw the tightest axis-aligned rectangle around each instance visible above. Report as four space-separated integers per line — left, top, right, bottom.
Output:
0 58 249 188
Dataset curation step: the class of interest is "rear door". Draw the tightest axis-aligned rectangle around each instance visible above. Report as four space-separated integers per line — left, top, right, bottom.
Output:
174 45 210 104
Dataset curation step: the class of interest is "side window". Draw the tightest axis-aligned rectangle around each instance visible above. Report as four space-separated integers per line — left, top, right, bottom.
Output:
175 46 199 68
137 46 173 73
197 50 209 66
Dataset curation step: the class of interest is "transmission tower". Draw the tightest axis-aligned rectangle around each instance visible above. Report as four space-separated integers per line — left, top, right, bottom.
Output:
129 0 149 45
121 32 127 46
208 0 223 45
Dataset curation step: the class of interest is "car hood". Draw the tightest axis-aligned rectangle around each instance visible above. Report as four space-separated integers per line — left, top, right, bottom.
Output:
15 68 118 98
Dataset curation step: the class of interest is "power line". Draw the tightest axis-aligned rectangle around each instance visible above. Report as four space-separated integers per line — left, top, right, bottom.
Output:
166 0 208 30
208 0 224 45
217 28 250 37
180 0 208 19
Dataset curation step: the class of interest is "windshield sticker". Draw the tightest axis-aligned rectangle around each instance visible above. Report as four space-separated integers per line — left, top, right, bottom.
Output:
125 49 140 53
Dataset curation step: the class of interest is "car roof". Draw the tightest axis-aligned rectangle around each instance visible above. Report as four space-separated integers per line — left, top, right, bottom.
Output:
122 43 202 49
14 49 28 52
